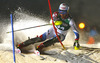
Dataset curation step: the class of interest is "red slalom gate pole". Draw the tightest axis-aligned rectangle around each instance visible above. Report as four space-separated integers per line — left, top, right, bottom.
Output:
48 0 66 50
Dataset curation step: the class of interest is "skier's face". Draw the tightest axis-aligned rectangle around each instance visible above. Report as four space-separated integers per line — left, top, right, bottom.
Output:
59 10 67 19
60 13 67 19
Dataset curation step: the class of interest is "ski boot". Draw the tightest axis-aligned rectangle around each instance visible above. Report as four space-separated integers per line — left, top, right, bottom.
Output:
15 48 21 53
36 43 45 52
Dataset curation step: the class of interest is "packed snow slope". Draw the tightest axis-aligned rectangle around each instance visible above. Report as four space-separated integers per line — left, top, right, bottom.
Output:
0 43 100 63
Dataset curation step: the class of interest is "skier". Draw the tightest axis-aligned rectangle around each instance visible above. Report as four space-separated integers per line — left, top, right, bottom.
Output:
16 3 80 54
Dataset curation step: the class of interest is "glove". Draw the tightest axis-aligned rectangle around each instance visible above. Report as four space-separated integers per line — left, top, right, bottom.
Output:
54 21 62 25
50 21 62 25
73 40 80 50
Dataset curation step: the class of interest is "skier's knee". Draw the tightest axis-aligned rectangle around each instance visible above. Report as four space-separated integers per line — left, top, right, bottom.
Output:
39 32 46 41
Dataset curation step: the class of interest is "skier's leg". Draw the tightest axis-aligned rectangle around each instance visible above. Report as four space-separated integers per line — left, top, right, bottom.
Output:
36 26 56 51
17 37 43 49
16 28 51 49
36 36 58 51
17 26 53 49
37 34 65 51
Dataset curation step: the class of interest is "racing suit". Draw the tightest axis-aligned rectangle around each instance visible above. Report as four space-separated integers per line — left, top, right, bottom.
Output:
17 11 79 50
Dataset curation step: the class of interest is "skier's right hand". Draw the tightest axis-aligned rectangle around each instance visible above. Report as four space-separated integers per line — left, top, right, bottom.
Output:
54 21 62 25
50 20 62 25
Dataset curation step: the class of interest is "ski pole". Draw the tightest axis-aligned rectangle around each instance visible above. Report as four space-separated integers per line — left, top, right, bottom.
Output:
48 0 66 50
7 24 51 33
10 14 16 63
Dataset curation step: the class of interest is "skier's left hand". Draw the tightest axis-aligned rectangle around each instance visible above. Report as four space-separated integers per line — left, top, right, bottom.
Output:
73 40 80 50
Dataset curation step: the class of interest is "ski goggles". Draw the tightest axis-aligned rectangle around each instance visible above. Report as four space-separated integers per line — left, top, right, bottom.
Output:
58 10 67 14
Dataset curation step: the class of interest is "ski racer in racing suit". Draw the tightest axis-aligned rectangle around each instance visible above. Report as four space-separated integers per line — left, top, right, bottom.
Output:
16 3 80 54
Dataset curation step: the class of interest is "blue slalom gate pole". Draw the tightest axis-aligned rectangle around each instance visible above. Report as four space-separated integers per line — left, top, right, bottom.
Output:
10 14 16 63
